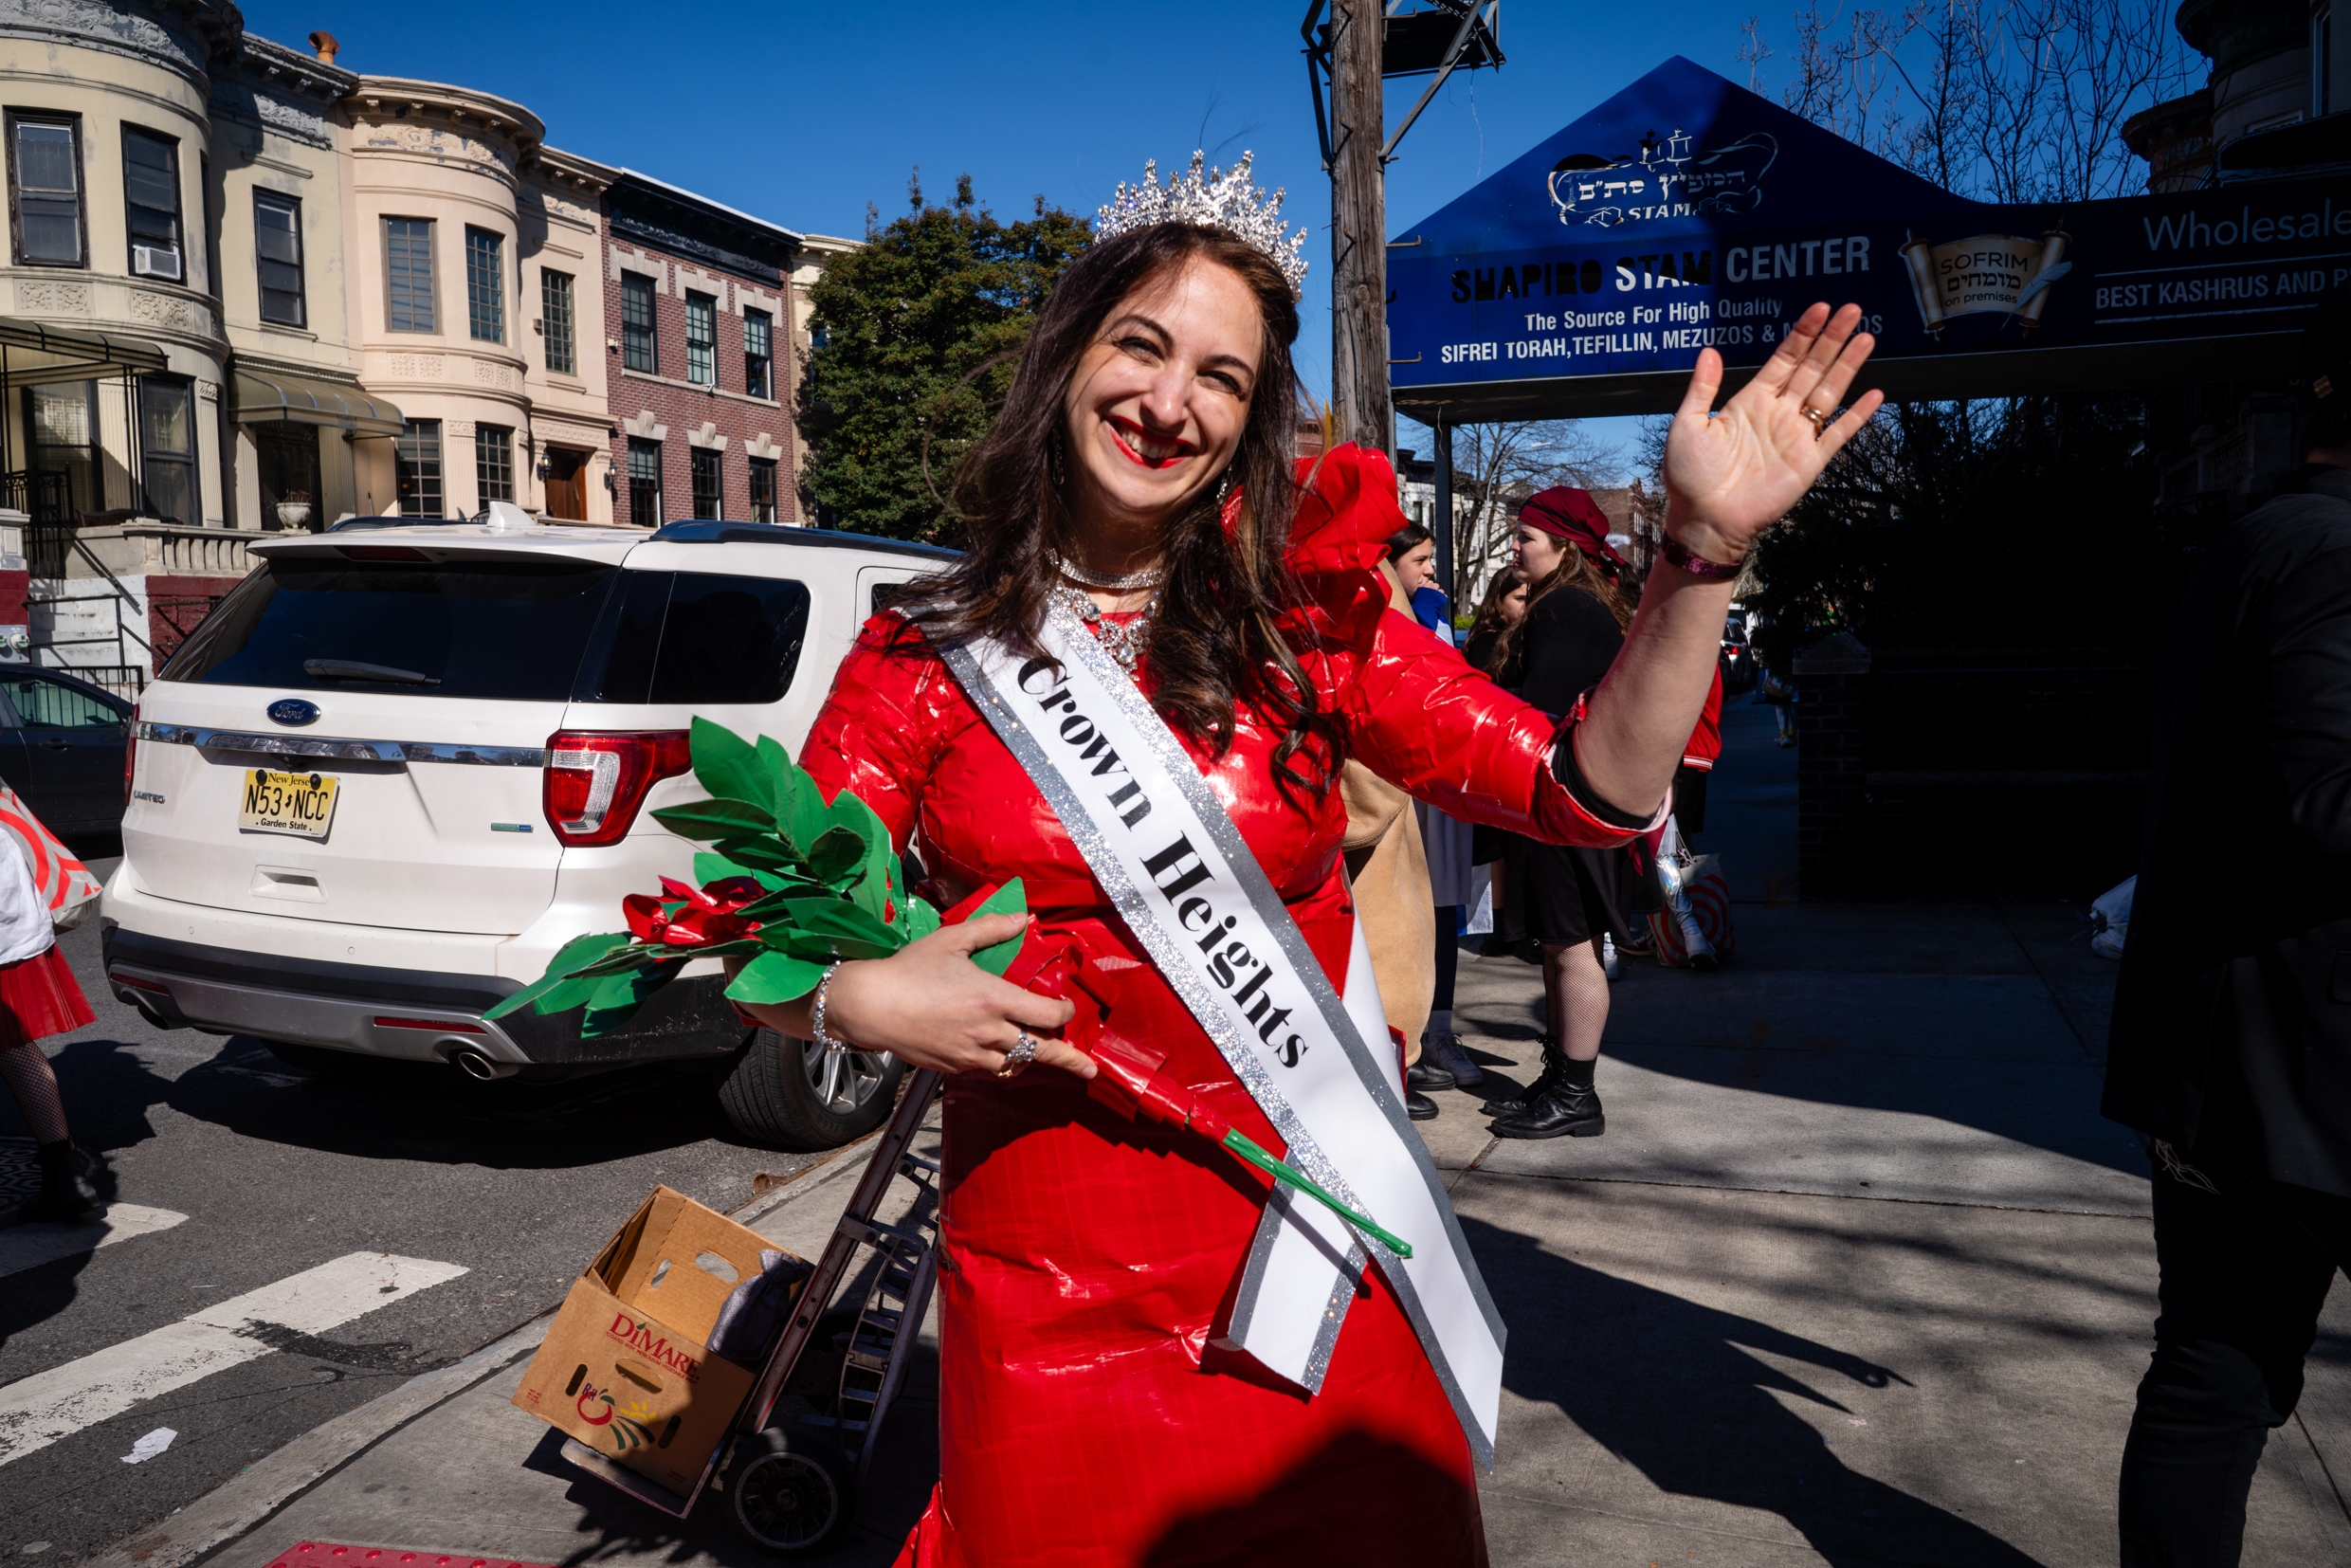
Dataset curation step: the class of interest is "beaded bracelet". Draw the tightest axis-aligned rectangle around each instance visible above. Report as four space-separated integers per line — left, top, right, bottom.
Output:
810 960 855 1057
1660 536 1743 578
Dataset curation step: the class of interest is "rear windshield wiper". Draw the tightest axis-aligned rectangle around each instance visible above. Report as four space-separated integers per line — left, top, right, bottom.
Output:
302 658 443 686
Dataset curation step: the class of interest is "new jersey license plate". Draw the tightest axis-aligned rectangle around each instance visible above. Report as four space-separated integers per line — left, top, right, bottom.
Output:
239 767 339 840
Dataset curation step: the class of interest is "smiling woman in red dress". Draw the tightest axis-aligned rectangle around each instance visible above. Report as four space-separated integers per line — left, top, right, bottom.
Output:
738 155 1884 1566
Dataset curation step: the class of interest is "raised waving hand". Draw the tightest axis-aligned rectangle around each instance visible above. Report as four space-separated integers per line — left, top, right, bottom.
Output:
1663 301 1884 564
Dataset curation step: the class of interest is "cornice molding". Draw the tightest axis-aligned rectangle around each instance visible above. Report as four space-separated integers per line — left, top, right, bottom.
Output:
0 0 240 96
349 74 545 157
229 33 354 101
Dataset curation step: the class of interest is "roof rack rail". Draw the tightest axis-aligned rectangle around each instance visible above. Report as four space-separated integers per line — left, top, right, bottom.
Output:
647 520 959 560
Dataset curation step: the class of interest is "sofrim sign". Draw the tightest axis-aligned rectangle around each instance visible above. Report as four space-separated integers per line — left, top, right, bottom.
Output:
1389 57 2351 419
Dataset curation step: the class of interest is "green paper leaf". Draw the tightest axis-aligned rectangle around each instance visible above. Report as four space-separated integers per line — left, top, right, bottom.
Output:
901 896 940 945
762 735 829 853
567 943 671 978
579 960 684 1039
651 797 780 841
725 948 829 1006
694 851 790 891
805 826 866 883
774 896 902 959
691 718 778 819
706 834 806 874
825 790 894 921
531 972 608 1016
483 932 632 1020
968 878 1028 976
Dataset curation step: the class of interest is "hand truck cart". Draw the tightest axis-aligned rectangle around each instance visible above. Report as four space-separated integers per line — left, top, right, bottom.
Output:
558 1067 946 1553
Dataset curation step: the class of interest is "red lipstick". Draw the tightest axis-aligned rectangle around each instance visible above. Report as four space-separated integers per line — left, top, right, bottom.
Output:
1106 415 1196 470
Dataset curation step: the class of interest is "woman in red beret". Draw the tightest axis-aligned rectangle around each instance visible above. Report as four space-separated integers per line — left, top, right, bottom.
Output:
1477 486 1649 1140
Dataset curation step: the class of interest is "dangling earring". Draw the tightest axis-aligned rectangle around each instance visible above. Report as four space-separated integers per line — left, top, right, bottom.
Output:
1048 430 1067 493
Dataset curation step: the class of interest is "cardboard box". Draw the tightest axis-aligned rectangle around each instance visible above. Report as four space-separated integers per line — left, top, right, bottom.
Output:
512 1185 803 1495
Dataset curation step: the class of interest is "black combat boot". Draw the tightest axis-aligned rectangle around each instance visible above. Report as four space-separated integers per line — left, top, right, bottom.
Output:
24 1139 101 1222
1483 1039 1567 1118
1486 1057 1605 1140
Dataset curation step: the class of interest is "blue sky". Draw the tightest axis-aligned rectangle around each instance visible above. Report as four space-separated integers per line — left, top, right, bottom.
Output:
238 0 1844 474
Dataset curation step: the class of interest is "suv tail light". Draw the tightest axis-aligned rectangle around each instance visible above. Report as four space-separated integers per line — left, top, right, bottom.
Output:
543 731 691 847
123 702 139 807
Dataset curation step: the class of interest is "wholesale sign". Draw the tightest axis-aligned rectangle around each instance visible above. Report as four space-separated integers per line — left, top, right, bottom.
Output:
1389 58 2351 415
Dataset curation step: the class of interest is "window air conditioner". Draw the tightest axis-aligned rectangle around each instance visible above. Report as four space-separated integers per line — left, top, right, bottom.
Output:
131 246 182 281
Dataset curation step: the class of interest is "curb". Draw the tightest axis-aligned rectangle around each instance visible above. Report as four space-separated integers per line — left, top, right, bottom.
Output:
87 1318 552 1568
86 1139 885 1568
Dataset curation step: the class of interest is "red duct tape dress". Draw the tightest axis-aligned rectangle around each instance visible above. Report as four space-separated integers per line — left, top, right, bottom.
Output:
797 445 1642 1567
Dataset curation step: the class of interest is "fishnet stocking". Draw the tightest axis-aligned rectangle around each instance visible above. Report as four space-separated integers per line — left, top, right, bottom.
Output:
0 1041 69 1143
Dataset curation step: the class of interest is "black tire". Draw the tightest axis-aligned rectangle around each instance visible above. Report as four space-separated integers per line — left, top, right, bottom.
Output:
722 1423 855 1554
716 1028 905 1150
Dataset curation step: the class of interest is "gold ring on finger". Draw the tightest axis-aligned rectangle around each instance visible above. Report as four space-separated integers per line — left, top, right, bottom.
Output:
1798 405 1832 436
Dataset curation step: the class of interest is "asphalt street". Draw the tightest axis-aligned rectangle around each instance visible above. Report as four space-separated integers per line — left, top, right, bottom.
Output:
0 859 824 1559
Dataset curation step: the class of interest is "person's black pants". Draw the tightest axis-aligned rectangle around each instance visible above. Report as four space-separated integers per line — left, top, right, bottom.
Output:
2119 1152 2351 1566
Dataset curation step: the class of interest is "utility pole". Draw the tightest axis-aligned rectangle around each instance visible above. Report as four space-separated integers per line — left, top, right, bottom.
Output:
1325 0 1392 455
1305 0 1503 487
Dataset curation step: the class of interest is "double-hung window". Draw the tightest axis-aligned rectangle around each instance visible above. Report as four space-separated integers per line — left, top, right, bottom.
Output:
628 437 662 526
684 290 717 386
254 191 304 326
465 227 503 343
744 308 773 399
122 127 182 281
385 218 434 332
690 447 722 519
621 272 656 373
395 420 444 517
476 425 514 508
540 269 575 374
8 113 82 266
749 456 778 523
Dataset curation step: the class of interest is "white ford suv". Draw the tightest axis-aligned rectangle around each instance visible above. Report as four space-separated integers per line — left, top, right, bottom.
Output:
101 512 954 1149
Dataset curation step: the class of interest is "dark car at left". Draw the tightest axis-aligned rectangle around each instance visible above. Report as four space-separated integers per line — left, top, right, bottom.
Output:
0 666 133 837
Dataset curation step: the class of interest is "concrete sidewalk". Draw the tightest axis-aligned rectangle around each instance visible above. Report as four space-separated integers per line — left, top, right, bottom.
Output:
91 700 2351 1567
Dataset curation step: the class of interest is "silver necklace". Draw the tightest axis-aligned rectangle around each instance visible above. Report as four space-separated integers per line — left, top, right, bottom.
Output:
1049 578 1157 679
1052 552 1166 593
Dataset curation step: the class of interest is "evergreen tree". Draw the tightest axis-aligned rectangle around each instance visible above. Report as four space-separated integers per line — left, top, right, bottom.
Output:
798 173 1089 543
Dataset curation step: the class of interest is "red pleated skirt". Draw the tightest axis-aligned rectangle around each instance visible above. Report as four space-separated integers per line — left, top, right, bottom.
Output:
0 943 93 1050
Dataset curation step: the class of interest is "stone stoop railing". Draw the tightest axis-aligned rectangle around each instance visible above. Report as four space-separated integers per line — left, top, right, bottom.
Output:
64 521 265 581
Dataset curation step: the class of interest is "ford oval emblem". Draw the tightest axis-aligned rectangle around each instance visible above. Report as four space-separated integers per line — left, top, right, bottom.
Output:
267 698 320 727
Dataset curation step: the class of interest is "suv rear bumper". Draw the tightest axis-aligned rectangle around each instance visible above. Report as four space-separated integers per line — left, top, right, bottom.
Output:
101 923 746 1070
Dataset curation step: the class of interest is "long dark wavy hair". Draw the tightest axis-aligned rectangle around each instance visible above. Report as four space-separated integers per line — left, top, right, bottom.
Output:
1466 567 1524 674
907 222 1343 794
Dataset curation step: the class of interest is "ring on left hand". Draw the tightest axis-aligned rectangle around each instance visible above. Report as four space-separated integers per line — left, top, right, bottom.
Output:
1798 404 1832 434
996 1031 1039 1078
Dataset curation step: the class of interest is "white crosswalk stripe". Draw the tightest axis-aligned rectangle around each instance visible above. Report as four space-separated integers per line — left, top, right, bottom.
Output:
0 1251 467 1468
0 1205 189 1280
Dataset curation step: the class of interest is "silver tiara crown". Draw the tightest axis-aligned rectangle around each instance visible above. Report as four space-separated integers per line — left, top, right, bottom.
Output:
1095 153 1309 296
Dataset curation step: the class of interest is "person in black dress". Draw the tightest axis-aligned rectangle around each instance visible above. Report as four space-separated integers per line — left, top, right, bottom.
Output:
2105 291 2351 1566
1478 487 1649 1139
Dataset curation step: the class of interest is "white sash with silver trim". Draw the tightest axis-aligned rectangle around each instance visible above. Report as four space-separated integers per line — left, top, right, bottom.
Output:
936 603 1505 1464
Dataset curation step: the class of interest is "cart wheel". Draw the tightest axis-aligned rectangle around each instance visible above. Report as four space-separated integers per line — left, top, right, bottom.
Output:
723 1423 855 1555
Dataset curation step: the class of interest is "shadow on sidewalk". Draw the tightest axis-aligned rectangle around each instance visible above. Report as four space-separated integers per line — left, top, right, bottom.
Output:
1465 1213 2050 1567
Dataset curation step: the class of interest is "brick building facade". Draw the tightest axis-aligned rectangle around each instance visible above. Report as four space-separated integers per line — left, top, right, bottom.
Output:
601 173 800 527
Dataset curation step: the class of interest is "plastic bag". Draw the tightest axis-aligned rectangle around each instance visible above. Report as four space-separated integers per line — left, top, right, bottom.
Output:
2089 875 2136 960
1649 851 1736 966
705 1248 816 1363
0 786 100 930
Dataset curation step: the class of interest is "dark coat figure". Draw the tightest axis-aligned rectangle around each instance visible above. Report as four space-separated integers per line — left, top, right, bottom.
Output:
2105 462 2351 1565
